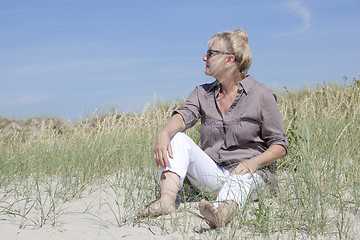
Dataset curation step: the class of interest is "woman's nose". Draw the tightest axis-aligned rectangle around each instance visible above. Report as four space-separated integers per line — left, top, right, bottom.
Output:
203 55 207 62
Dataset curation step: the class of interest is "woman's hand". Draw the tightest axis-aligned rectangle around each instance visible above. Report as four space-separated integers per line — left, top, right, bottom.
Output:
230 158 260 178
230 145 286 178
153 113 186 169
154 132 173 169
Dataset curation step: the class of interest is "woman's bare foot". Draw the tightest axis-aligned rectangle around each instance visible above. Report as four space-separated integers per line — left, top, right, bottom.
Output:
199 199 222 228
199 199 238 228
137 200 175 218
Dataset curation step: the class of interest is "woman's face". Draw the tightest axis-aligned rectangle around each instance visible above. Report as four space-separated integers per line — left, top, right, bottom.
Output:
203 42 226 78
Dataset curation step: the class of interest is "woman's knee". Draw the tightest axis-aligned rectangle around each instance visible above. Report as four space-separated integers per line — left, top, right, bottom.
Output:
170 132 194 151
171 132 187 143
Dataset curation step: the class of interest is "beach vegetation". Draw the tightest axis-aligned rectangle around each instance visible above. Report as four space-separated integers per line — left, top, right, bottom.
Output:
1 77 360 239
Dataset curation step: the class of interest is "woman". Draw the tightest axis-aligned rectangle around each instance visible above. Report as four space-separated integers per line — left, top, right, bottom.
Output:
138 29 289 228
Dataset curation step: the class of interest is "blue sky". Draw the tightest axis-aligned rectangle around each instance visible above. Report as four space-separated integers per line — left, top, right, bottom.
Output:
1 0 359 121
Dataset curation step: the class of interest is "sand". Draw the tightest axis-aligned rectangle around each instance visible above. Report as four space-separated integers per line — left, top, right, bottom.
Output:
0 184 208 240
2 183 359 240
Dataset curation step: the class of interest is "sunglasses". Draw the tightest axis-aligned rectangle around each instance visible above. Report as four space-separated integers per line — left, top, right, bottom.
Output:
207 49 231 57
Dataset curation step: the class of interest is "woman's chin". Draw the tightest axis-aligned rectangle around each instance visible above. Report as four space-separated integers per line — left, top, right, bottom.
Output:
205 69 212 76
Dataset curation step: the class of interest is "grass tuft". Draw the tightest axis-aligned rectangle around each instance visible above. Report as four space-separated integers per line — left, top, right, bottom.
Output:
1 77 360 238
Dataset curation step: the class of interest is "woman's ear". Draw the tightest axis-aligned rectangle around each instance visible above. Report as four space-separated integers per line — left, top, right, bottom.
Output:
225 55 236 65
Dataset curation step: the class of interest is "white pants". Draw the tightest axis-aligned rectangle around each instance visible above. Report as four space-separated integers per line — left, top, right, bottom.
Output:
159 132 265 209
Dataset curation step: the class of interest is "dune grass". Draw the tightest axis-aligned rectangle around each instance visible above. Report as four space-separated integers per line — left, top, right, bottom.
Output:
0 76 359 239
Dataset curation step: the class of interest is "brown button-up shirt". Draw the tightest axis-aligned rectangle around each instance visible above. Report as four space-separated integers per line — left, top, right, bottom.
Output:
173 75 289 176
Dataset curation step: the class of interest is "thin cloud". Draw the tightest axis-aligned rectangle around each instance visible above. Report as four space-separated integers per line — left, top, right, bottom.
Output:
0 91 54 107
286 0 311 32
0 57 198 79
0 8 37 15
1 59 135 78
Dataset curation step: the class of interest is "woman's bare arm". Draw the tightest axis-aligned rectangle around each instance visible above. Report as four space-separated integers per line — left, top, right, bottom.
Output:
230 144 286 178
154 114 186 169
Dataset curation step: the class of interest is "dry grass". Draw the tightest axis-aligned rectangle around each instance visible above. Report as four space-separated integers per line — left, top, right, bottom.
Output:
1 75 360 239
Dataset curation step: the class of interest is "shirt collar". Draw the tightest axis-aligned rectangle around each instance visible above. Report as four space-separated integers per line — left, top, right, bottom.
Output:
238 75 255 94
206 75 255 94
206 80 220 92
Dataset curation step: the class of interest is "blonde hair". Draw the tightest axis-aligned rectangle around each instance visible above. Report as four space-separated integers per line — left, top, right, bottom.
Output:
208 29 252 79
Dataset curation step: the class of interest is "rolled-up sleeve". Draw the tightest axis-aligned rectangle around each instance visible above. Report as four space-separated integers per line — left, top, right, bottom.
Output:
172 87 202 131
260 91 289 151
